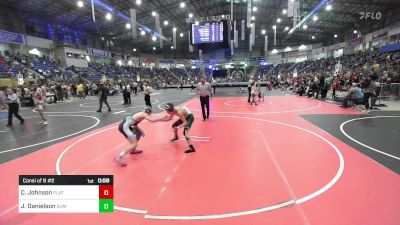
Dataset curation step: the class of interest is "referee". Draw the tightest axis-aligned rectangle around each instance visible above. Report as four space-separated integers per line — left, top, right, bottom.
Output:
6 88 24 127
196 77 212 121
247 76 254 103
143 81 152 108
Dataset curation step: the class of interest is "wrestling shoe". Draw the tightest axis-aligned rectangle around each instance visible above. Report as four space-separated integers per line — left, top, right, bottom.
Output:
130 150 143 154
114 156 127 167
170 137 179 142
185 147 195 153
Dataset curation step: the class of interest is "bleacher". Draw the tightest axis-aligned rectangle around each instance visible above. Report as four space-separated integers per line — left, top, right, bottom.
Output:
379 41 400 53
0 64 10 78
30 58 59 77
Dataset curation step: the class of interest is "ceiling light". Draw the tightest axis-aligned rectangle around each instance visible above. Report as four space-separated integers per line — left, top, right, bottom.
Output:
140 30 146 36
285 47 292 51
282 9 287 14
313 15 318 21
152 11 157 17
195 21 199 25
180 2 186 8
171 46 174 49
221 15 225 18
354 30 358 34
163 20 169 26
272 25 276 29
312 35 315 39
133 48 136 52
271 49 278 54
152 36 157 41
188 13 193 18
126 23 131 29
334 34 338 38
136 0 141 5
326 4 332 11
153 47 156 50
284 26 289 31
77 1 84 7
173 27 177 32
105 13 112 20
299 44 306 50
252 7 257 12
251 16 255 21
179 32 184 37
303 24 308 29
261 29 266 35
277 18 281 23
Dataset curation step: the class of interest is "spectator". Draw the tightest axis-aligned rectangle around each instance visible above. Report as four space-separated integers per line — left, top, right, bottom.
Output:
341 83 364 108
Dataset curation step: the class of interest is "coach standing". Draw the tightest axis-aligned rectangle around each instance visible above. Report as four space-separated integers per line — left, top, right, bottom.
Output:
196 77 212 121
247 76 254 103
97 83 111 113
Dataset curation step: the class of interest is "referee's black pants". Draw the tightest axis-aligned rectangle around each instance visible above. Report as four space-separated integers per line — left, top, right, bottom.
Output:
200 95 210 120
144 94 151 108
8 103 24 125
247 87 252 102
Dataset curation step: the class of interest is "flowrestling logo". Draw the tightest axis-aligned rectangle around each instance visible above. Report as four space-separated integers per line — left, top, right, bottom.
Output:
359 12 382 20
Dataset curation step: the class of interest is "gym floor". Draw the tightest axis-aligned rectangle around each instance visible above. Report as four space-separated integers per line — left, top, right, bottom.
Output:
0 88 399 225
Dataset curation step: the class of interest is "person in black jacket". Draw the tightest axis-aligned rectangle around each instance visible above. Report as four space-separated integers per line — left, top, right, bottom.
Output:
97 83 111 113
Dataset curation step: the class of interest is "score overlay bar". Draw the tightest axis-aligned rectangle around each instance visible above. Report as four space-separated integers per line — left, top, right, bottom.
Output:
19 175 113 213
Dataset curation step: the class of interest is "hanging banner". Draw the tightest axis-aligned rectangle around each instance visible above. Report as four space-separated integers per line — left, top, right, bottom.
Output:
288 0 294 17
231 40 234 55
111 52 124 60
188 31 193 52
0 29 25 44
199 49 203 61
372 30 388 40
234 20 238 47
264 35 268 52
241 20 245 40
87 48 111 58
159 27 163 48
173 28 177 49
234 30 238 48
230 0 234 20
246 0 252 28
251 23 255 47
155 13 160 33
130 9 137 39
91 0 96 22
143 58 158 63
293 1 300 27
348 37 364 48
159 59 175 64
249 33 253 51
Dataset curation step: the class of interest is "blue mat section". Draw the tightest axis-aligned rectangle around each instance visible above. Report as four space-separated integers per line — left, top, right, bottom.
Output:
0 113 7 119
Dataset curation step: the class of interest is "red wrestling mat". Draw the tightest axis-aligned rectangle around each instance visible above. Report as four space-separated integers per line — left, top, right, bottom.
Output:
1 96 399 225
